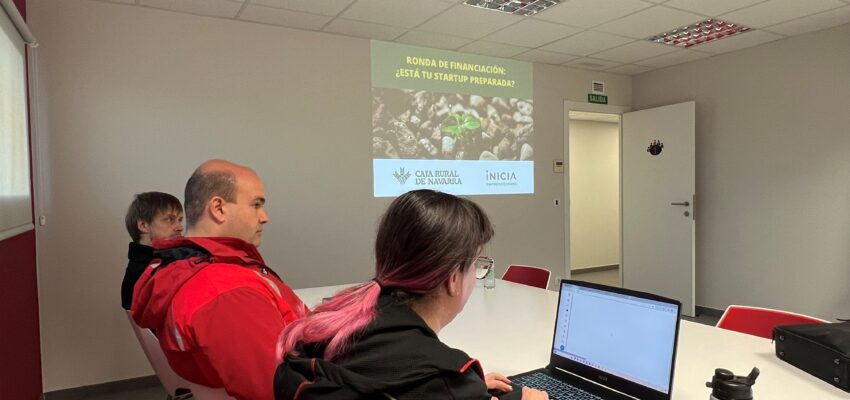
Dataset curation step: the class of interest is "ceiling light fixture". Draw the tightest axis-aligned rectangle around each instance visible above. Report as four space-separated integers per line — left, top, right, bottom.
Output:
463 0 563 16
649 19 751 48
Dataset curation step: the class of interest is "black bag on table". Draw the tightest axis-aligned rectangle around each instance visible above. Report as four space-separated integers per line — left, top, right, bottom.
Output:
774 321 850 393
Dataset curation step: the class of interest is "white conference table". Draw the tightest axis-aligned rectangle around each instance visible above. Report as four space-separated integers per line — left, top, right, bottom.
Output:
295 280 845 399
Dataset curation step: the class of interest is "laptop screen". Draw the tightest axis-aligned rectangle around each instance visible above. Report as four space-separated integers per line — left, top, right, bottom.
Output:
551 281 680 394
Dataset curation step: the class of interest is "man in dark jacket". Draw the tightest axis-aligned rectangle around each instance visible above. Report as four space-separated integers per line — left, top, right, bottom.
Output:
121 191 183 310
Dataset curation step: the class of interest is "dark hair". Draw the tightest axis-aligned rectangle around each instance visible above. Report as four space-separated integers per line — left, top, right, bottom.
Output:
184 169 237 228
278 189 494 361
124 192 183 242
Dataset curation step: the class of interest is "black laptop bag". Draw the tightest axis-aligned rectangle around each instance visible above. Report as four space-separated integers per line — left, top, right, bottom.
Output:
773 322 850 393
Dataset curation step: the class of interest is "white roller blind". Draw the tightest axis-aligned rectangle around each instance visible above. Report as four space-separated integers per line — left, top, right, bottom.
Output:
0 4 32 240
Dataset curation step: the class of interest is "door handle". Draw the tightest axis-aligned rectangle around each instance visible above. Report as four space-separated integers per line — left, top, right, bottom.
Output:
671 201 690 206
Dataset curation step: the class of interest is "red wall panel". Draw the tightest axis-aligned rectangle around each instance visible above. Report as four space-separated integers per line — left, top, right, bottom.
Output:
0 231 41 399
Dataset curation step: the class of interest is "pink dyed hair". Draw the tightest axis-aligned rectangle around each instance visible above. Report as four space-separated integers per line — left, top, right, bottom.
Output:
277 189 493 362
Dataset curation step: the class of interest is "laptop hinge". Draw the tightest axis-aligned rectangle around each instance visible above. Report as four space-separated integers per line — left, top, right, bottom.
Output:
553 366 640 400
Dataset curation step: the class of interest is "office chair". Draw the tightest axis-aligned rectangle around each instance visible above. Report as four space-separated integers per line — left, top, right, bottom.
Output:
716 305 828 339
125 311 193 400
502 265 551 290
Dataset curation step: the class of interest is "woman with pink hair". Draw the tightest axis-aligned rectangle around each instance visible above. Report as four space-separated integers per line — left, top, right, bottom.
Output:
274 189 547 400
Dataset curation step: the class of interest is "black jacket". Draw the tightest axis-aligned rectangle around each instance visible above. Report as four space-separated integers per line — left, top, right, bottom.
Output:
120 242 154 310
274 294 490 400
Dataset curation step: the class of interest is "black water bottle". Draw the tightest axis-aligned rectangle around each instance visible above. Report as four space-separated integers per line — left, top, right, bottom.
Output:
706 367 759 400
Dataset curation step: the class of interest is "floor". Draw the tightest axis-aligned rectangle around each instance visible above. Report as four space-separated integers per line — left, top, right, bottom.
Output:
571 267 622 287
71 385 166 400
83 268 718 400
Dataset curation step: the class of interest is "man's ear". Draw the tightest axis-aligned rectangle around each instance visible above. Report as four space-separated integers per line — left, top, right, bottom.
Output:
137 219 150 234
208 196 227 224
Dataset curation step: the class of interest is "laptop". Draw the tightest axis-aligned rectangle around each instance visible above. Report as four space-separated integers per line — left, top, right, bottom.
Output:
497 280 682 400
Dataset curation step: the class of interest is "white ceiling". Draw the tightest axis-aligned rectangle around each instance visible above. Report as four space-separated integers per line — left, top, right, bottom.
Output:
97 0 850 75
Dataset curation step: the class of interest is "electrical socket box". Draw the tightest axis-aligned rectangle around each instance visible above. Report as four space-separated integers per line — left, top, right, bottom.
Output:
553 160 564 173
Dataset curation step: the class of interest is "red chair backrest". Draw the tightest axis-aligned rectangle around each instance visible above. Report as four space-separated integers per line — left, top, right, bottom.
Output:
502 265 550 289
716 305 828 339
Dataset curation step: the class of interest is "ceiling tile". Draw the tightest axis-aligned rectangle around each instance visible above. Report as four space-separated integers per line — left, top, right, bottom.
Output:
486 20 582 48
691 30 784 54
239 4 332 30
513 49 579 65
663 0 765 17
605 64 653 75
139 0 244 18
540 30 633 56
533 0 653 29
595 6 705 39
591 40 677 63
564 57 622 70
250 0 354 16
458 41 530 58
323 18 407 41
340 0 455 29
395 30 473 51
635 48 711 67
719 0 846 28
764 5 850 36
417 4 523 39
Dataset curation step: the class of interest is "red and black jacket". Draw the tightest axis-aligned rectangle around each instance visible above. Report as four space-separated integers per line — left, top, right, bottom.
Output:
274 293 490 400
132 237 307 400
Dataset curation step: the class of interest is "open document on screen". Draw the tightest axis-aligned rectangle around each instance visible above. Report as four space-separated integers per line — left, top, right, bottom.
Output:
553 284 679 394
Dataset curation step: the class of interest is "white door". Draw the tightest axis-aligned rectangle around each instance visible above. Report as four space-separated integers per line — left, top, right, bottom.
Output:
622 101 695 316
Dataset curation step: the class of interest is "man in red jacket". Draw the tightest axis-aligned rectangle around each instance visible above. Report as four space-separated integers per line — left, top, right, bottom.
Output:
132 159 307 400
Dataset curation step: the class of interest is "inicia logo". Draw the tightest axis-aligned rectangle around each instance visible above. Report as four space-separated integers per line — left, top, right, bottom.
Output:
393 167 412 184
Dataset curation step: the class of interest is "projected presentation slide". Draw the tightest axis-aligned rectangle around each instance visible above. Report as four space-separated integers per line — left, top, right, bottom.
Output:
371 41 534 197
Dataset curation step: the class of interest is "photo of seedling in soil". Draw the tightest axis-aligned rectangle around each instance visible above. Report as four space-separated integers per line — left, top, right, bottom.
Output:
372 88 533 161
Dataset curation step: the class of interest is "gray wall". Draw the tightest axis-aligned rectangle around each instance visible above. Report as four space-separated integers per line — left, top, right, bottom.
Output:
29 0 631 391
633 23 850 321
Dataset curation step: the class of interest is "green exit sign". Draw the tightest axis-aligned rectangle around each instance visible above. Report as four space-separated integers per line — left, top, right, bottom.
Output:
588 93 608 104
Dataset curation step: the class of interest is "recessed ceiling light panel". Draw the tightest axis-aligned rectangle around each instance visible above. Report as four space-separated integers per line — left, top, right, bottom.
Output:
464 0 563 16
649 19 751 48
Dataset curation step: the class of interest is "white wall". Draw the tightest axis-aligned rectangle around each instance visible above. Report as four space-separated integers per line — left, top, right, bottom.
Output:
633 23 850 320
28 0 631 391
569 119 619 270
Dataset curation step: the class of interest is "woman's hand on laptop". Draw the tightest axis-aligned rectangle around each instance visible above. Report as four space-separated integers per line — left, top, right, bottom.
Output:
485 372 512 393
485 373 548 399
520 386 549 400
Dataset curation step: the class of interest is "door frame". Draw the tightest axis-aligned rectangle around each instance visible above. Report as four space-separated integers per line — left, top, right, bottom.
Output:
563 101 630 284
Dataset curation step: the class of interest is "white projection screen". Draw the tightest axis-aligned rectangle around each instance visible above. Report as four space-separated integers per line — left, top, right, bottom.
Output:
371 41 534 197
0 4 32 240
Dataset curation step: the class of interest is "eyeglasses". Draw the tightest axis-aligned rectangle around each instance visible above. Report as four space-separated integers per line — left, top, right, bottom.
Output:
475 256 494 280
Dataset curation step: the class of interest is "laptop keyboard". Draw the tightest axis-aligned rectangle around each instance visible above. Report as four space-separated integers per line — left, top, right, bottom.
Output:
513 372 604 400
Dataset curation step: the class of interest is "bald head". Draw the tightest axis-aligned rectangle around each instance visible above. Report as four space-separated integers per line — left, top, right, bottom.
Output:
184 159 259 228
183 159 269 246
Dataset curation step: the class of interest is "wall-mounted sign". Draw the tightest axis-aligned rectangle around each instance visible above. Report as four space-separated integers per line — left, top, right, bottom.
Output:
588 93 608 104
647 139 664 155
